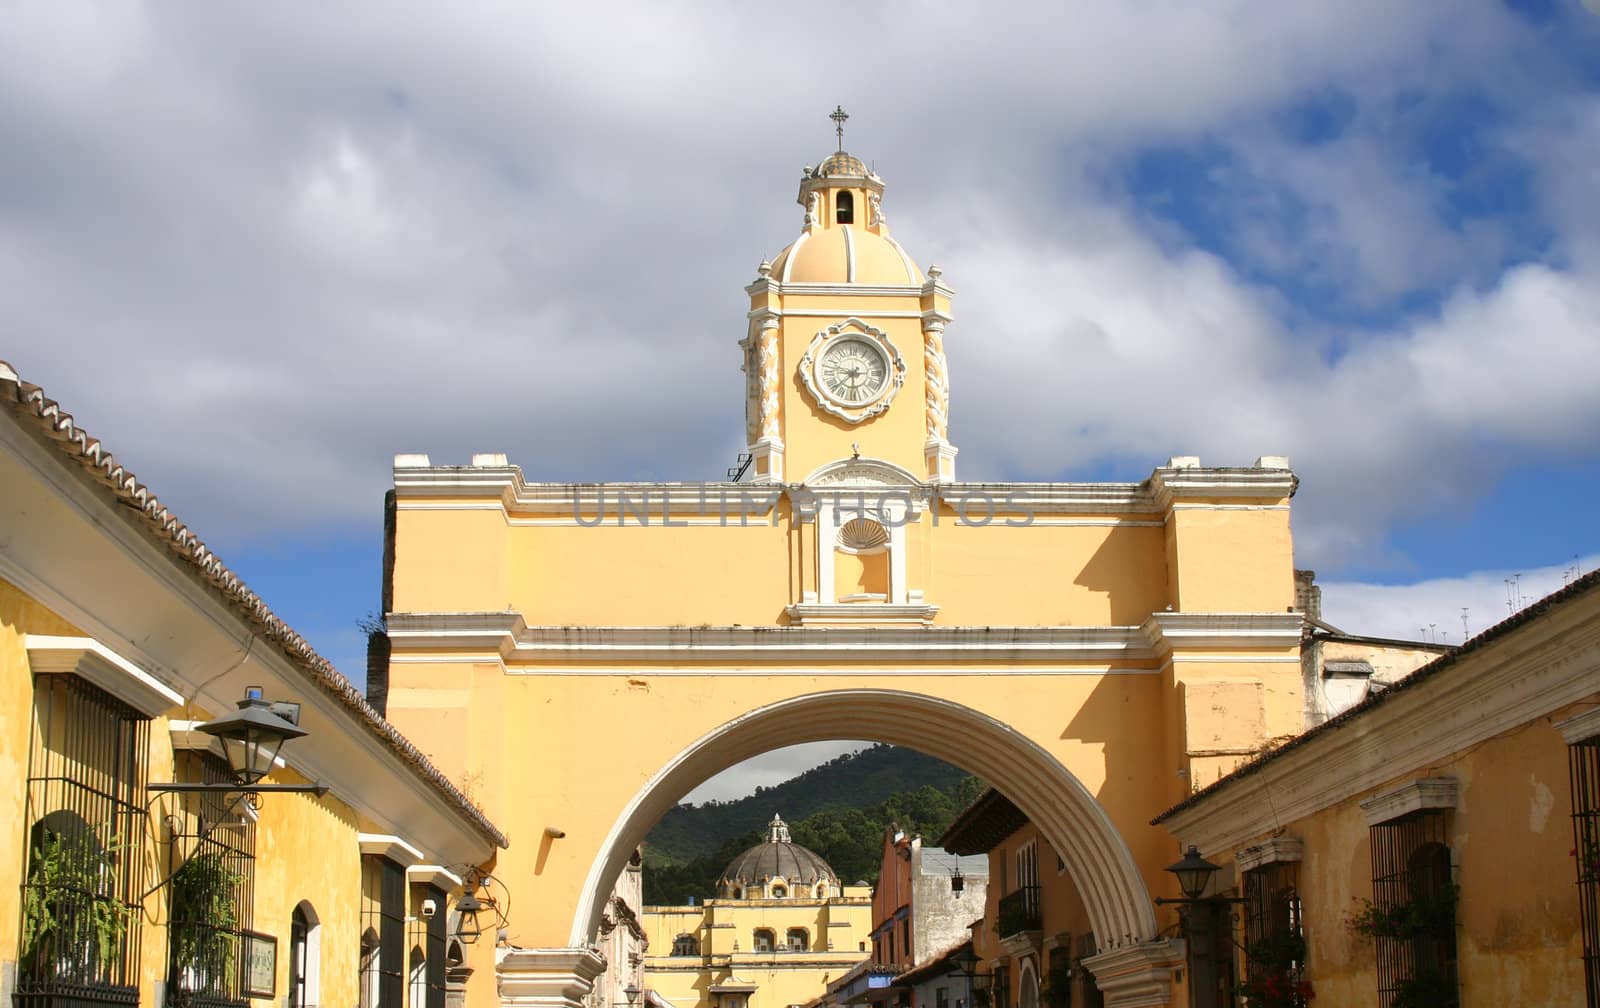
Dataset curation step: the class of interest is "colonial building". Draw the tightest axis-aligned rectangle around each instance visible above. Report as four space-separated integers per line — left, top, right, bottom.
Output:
641 817 872 1008
0 362 507 1008
380 118 1306 1008
939 793 1109 1008
868 828 987 982
1155 569 1600 1007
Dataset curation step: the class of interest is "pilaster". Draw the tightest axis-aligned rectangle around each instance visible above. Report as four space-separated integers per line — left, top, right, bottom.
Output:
497 947 607 1008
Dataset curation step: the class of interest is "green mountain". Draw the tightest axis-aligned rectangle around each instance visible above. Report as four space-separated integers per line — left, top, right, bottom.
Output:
642 744 983 905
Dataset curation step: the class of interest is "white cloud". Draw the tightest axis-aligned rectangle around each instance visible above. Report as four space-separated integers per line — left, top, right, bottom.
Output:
0 1 1595 579
1320 555 1600 645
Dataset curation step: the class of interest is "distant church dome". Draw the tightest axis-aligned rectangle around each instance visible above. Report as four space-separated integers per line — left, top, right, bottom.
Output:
718 815 840 899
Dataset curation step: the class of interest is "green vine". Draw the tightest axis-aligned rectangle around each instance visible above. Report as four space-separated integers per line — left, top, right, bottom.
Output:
169 851 244 995
1345 885 1457 941
21 825 132 982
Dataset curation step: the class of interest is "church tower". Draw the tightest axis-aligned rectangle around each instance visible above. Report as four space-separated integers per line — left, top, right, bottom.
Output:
740 109 957 484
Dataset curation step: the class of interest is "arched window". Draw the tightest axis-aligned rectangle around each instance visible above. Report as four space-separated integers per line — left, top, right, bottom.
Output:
672 934 699 957
786 928 808 952
752 929 775 953
836 191 854 224
290 901 322 1008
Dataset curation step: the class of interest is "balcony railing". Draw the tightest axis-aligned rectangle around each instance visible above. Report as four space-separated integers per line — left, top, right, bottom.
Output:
996 886 1041 938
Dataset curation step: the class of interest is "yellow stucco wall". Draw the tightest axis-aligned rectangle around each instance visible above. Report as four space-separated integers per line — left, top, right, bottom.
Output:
1195 705 1592 1005
0 578 423 1008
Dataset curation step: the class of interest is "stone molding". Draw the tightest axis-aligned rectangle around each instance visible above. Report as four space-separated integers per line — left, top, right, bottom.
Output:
783 603 941 627
407 864 464 891
496 947 607 1008
1079 939 1184 1008
1556 706 1600 744
24 634 183 718
1234 837 1303 874
359 833 427 867
392 462 1300 517
385 611 1304 665
1360 778 1458 827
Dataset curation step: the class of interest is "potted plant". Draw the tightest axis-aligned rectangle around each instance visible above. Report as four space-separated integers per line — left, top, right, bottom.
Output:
169 851 244 1000
1236 930 1313 1007
21 825 131 985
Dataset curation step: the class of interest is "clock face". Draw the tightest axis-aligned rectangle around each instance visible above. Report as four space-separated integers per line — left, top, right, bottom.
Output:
818 338 889 404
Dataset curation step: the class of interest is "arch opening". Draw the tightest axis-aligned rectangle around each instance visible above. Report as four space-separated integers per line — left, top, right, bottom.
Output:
572 689 1157 952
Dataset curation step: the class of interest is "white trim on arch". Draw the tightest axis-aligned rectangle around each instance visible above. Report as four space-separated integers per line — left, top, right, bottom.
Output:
569 689 1159 951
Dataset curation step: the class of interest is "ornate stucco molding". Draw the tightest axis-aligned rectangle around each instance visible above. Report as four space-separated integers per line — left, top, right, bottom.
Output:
497 947 607 1008
922 316 950 442
1079 939 1185 1007
1555 706 1600 744
1234 836 1303 874
1360 777 1458 826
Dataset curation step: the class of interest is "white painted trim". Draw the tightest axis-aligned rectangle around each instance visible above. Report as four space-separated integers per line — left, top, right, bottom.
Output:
407 864 464 891
25 635 184 717
1556 707 1600 744
571 689 1159 952
780 230 808 284
359 833 428 867
1360 778 1457 826
1234 837 1303 874
783 603 940 626
883 234 920 284
386 612 1304 664
390 660 1164 676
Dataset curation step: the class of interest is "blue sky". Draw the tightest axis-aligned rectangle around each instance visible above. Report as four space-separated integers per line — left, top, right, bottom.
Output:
4 2 1599 799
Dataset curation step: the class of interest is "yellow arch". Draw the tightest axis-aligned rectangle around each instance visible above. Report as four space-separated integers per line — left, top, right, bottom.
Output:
570 688 1158 948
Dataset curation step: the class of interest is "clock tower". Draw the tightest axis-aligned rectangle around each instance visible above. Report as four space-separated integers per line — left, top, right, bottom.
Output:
740 124 956 484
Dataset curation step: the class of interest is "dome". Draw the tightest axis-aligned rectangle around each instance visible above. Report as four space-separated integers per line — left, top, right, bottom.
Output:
718 815 840 898
815 151 870 178
769 225 923 285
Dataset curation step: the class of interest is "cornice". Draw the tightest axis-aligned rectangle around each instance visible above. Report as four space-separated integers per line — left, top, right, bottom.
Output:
1078 940 1185 1007
24 634 184 717
749 282 925 298
1234 836 1303 874
1555 706 1600 744
1141 612 1304 653
1360 777 1457 826
392 463 1302 520
407 864 465 892
359 833 427 867
1159 598 1600 853
784 602 940 627
385 612 1302 665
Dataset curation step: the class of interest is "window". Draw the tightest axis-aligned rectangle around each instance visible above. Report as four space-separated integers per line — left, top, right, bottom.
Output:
753 929 775 953
771 885 787 899
406 884 447 1008
1075 934 1103 1008
360 857 406 1008
786 928 808 952
836 191 854 224
900 918 911 962
289 902 321 1008
671 934 699 957
1368 810 1458 1007
1046 946 1072 1008
1242 861 1305 1007
1568 723 1600 1008
935 988 948 1008
16 673 149 1008
167 750 257 1008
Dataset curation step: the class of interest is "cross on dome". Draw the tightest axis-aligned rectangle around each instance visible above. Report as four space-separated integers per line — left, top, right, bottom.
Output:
830 105 848 152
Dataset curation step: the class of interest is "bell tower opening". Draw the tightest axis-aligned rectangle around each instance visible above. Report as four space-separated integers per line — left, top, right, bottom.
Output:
835 190 854 224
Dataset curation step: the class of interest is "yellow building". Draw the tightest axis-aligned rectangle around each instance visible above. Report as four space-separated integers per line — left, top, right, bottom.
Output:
1155 570 1600 1007
379 121 1307 1008
0 363 505 1008
642 816 872 1008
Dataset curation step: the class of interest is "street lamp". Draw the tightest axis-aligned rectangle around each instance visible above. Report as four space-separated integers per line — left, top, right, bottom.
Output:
950 866 966 895
623 986 642 1006
1166 845 1220 902
454 869 509 945
148 687 327 798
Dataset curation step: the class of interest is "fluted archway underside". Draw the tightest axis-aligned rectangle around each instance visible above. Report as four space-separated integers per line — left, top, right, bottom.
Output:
573 688 1157 949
